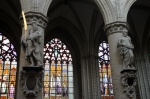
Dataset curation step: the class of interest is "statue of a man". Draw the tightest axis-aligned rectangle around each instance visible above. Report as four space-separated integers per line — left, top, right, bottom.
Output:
118 32 134 69
22 21 43 66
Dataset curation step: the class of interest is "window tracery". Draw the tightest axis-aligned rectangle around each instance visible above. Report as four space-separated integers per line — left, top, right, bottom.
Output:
43 38 74 99
0 33 17 99
98 41 114 99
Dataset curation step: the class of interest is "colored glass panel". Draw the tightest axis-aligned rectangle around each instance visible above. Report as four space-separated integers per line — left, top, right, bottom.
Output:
43 38 74 99
98 41 114 99
0 33 17 99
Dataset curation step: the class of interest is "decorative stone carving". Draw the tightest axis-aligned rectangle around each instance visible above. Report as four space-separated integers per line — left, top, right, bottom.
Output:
121 69 137 98
22 21 43 66
105 22 137 98
20 67 44 97
117 31 134 69
104 22 129 36
20 12 49 28
109 22 138 98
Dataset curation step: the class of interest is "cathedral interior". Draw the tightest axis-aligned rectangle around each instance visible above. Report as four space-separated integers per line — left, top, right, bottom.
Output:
0 0 150 99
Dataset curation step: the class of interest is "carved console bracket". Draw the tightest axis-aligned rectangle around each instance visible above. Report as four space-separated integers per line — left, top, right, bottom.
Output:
121 69 137 98
20 11 49 28
20 66 44 97
104 21 129 37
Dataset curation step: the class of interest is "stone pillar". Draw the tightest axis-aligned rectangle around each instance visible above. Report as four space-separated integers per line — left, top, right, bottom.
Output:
104 22 136 99
81 54 100 99
16 0 52 99
16 12 48 99
89 56 100 99
93 0 137 98
81 56 92 99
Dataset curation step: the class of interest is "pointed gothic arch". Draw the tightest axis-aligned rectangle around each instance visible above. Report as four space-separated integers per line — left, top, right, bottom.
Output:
0 32 17 99
43 38 74 99
98 41 114 99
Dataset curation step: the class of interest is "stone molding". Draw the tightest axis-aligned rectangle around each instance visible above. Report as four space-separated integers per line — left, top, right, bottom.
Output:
104 22 129 36
20 11 49 28
121 69 137 98
20 67 44 97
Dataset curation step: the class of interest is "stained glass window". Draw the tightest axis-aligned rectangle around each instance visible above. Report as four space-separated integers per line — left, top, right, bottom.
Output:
98 41 114 99
43 38 74 99
0 33 17 99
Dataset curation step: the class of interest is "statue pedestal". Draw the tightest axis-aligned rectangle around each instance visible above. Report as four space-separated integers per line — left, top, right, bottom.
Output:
121 68 137 98
20 66 44 97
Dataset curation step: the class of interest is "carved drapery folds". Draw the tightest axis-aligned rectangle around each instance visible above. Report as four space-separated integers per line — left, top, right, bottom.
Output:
117 31 134 69
21 12 48 67
20 12 48 97
105 22 137 98
21 21 43 67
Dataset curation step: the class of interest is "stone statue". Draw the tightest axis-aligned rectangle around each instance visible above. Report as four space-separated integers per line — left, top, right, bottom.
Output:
22 21 43 66
118 32 134 69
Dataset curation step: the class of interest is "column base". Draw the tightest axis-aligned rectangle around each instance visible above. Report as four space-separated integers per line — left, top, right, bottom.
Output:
20 66 44 97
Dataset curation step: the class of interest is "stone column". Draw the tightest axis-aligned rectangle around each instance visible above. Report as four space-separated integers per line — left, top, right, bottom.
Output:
81 53 100 99
16 0 52 99
89 55 100 99
104 22 136 99
80 55 92 99
93 0 137 99
16 12 48 99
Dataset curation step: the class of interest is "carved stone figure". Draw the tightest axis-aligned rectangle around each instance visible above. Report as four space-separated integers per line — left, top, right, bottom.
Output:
22 21 43 66
118 32 134 69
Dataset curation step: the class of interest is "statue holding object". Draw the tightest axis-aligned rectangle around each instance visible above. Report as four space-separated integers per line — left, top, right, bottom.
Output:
22 21 43 67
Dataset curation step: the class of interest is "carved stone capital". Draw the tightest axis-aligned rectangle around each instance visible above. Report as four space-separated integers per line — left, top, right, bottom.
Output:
20 67 44 97
104 22 129 37
20 11 49 28
121 69 137 98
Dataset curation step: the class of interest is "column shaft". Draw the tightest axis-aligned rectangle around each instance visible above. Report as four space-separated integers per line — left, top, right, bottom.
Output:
105 22 136 99
16 12 48 99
